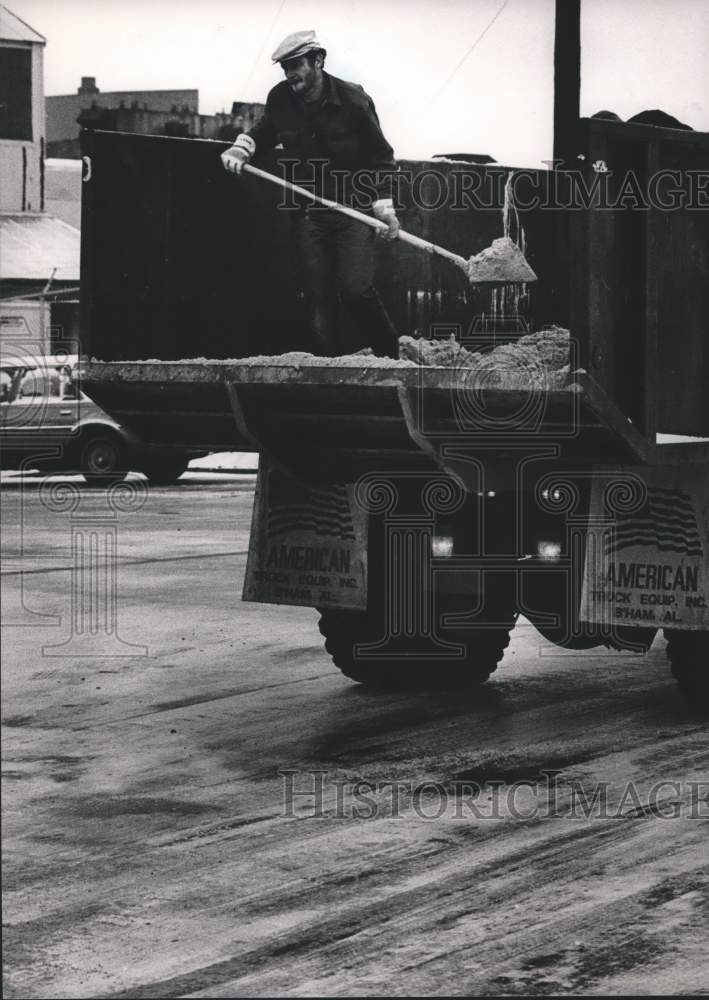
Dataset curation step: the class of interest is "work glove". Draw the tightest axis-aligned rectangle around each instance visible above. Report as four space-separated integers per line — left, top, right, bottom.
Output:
221 134 255 175
373 199 400 241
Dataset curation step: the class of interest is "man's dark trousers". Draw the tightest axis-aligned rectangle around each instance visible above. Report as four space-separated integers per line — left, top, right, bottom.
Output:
293 208 399 358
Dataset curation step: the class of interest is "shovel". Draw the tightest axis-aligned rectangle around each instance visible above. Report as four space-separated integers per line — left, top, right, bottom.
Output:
242 163 537 285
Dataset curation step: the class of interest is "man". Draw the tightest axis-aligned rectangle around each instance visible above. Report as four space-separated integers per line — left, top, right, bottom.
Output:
221 30 400 357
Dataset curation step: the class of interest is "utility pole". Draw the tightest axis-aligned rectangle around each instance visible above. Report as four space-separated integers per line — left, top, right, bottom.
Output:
553 0 581 168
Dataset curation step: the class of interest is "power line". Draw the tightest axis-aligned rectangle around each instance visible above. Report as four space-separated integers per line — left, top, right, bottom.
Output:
431 0 511 102
0 287 80 302
240 0 288 100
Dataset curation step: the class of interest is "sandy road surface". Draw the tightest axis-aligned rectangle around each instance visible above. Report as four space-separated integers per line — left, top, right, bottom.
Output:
2 474 707 997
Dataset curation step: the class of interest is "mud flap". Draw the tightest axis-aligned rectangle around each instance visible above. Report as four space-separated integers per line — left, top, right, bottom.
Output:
580 465 709 631
242 455 368 610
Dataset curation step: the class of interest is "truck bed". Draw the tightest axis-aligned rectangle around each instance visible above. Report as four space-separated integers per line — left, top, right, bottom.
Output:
80 360 706 481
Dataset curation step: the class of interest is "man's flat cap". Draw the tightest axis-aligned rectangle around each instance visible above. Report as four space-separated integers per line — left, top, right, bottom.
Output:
271 30 324 64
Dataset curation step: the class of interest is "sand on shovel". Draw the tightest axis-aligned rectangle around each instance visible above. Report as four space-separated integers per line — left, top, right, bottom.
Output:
465 236 537 284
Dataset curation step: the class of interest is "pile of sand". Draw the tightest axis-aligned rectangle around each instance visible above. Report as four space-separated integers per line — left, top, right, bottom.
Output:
514 326 570 369
398 336 482 367
399 326 573 388
218 349 417 368
130 351 417 368
122 329 573 387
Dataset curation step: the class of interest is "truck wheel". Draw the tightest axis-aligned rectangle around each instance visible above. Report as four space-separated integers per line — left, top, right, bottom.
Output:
318 601 517 690
142 456 190 485
80 433 128 486
664 629 709 706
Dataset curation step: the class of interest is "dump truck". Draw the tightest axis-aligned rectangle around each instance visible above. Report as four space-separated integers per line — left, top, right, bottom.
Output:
79 116 709 703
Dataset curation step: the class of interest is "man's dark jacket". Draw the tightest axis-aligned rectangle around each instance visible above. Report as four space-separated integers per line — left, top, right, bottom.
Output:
247 72 397 206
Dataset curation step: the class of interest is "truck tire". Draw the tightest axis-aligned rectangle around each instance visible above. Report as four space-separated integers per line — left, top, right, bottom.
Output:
318 601 517 690
142 455 190 485
664 629 709 706
80 432 128 486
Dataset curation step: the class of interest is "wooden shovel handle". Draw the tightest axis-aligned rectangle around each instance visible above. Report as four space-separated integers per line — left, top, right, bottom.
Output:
242 163 467 268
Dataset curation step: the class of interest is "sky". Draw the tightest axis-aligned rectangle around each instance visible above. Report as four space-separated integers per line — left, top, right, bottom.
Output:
11 0 709 166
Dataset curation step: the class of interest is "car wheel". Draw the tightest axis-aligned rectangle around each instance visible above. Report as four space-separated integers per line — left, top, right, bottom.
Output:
80 433 128 486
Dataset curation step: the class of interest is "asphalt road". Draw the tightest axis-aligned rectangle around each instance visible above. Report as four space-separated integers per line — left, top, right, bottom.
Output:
2 473 707 998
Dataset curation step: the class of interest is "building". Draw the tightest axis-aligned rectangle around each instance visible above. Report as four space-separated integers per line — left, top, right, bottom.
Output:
1 6 80 354
76 97 264 147
0 4 45 212
46 76 199 156
217 102 265 143
46 77 264 157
